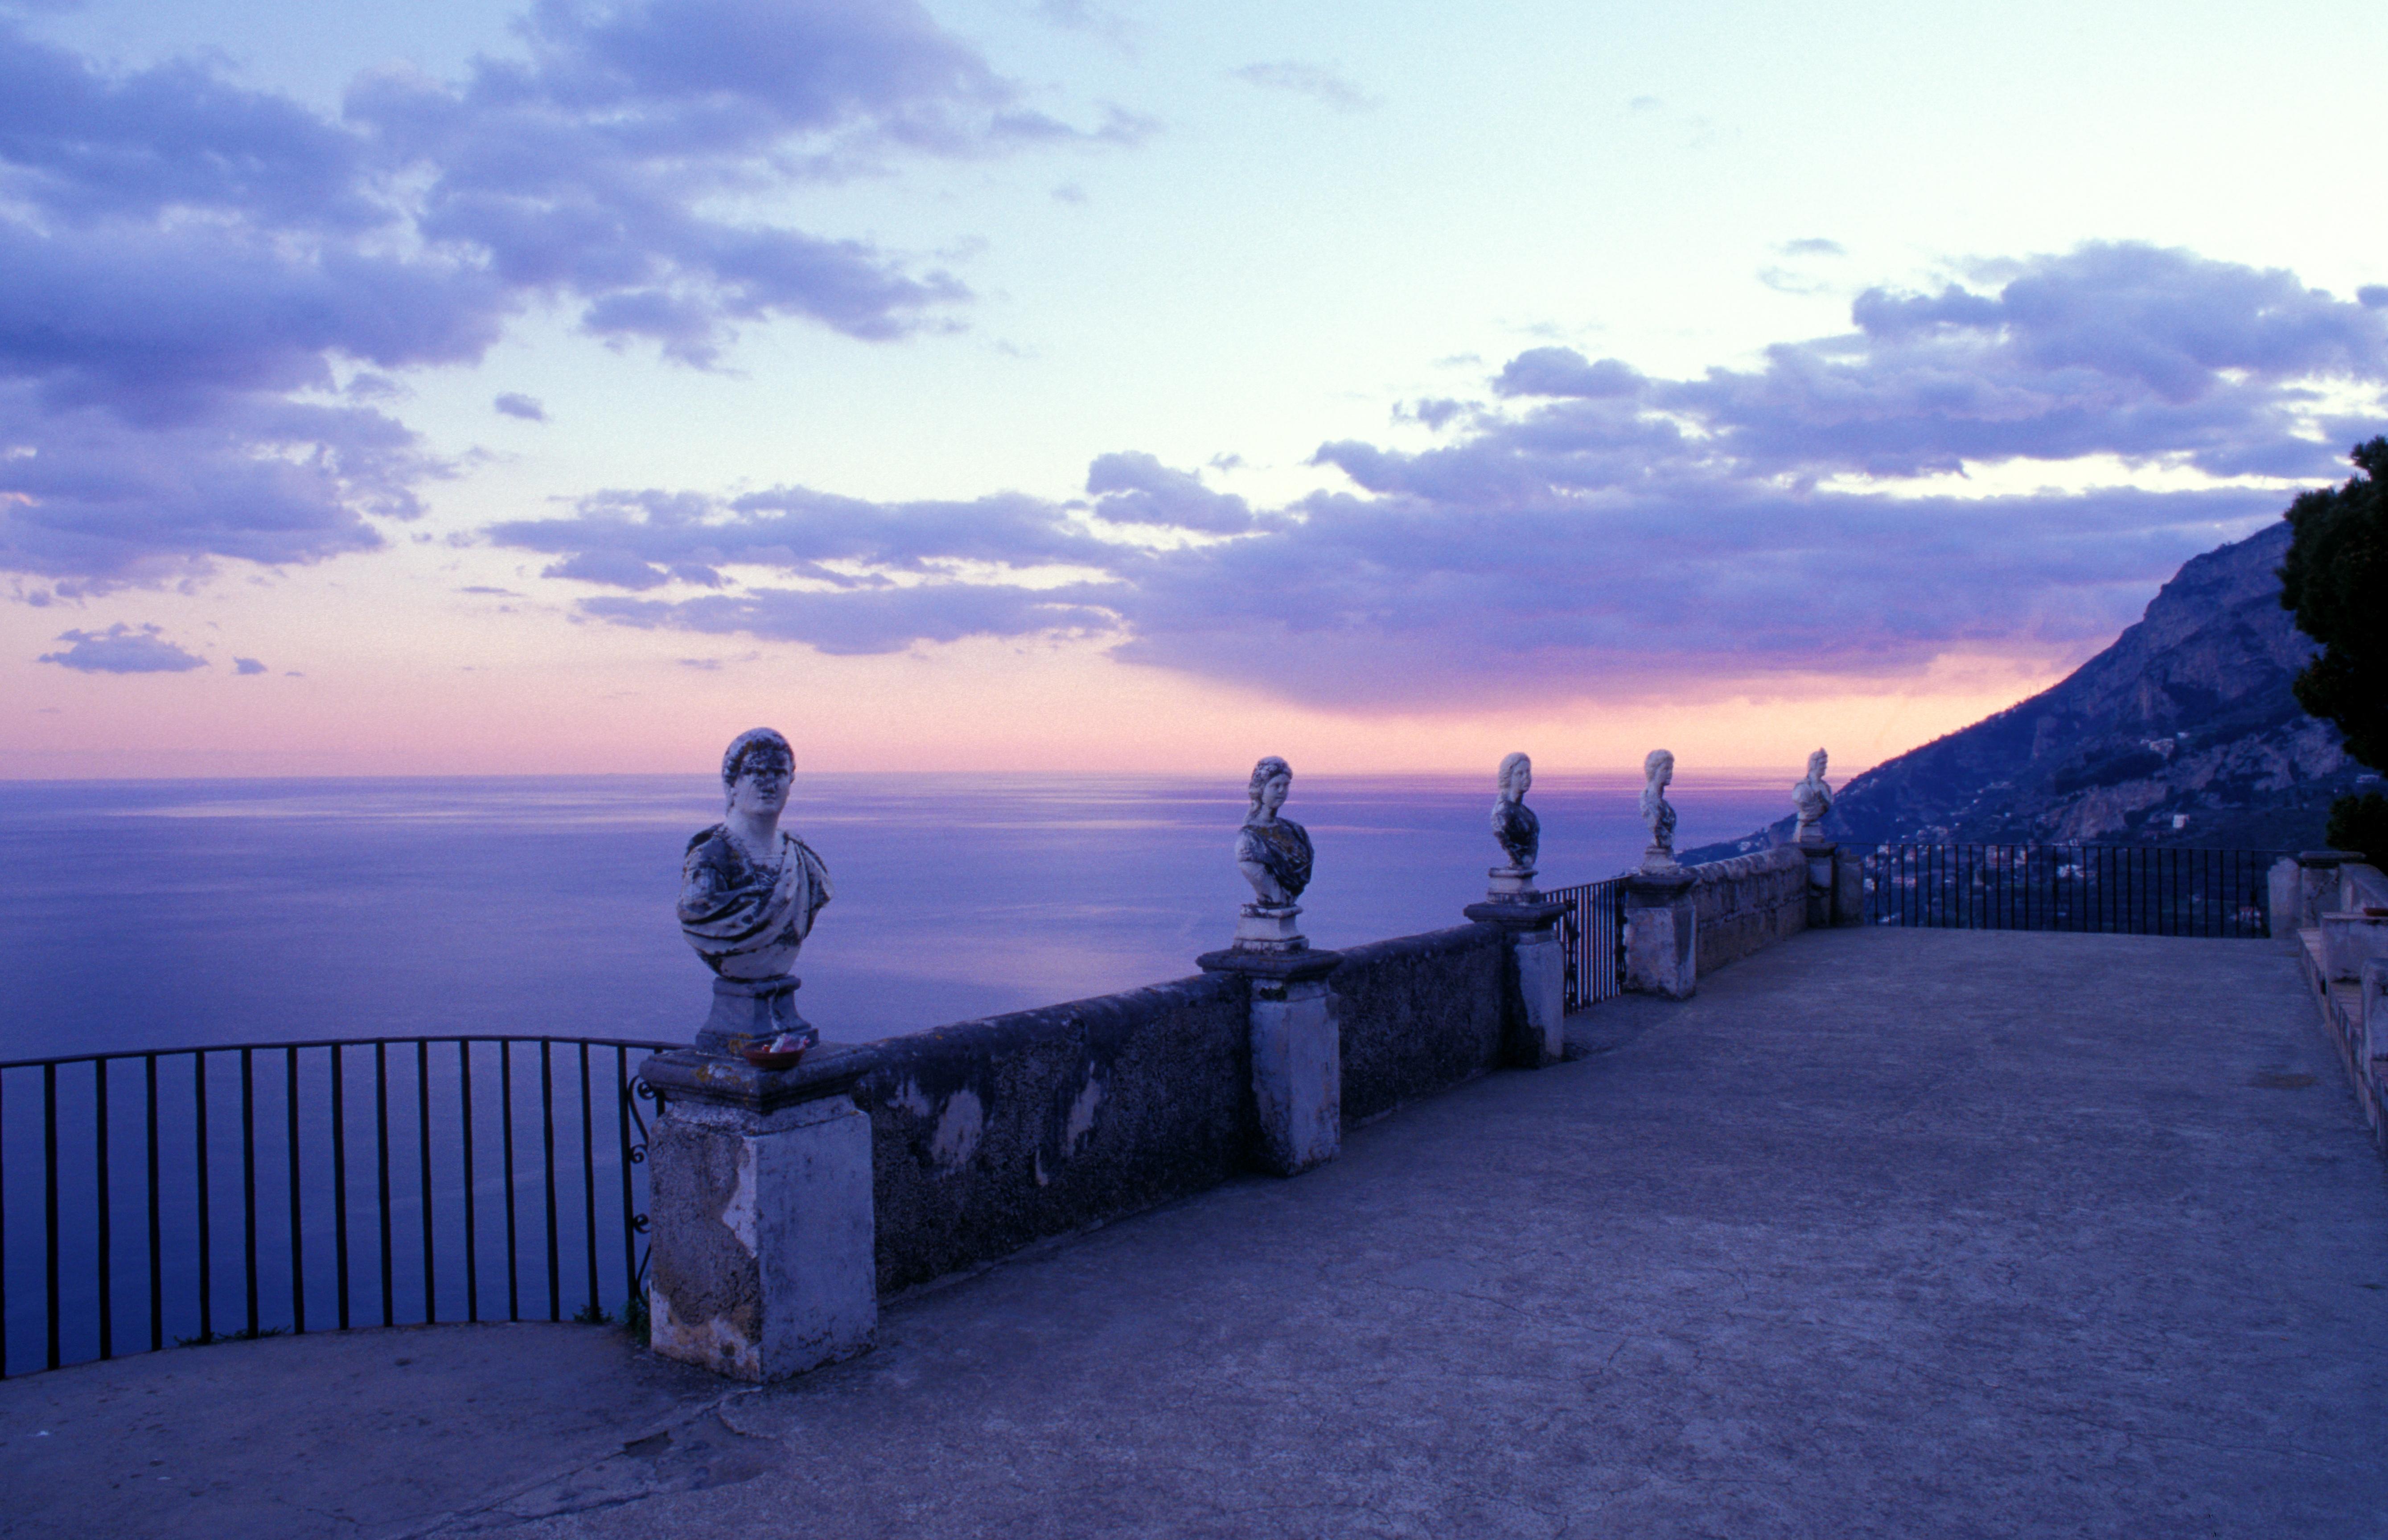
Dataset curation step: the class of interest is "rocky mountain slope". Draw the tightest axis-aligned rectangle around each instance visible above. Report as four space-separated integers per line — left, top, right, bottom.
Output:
1685 522 2374 860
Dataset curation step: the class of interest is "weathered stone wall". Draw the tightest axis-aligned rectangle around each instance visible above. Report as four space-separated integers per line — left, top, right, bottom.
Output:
858 975 1250 1295
1332 924 1510 1126
851 923 1524 1294
1689 845 1808 976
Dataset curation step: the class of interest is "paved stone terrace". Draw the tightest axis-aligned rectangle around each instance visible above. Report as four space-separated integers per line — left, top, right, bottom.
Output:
4 928 2385 1538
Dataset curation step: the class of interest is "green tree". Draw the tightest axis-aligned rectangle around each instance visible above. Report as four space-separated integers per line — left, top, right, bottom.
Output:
2281 437 2388 862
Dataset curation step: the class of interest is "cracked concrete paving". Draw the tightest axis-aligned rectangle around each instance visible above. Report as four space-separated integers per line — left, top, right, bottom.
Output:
7 928 2387 1538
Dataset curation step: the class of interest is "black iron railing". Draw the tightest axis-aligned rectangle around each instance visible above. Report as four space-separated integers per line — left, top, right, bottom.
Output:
1862 844 2278 937
1550 878 1629 1011
0 1034 676 1379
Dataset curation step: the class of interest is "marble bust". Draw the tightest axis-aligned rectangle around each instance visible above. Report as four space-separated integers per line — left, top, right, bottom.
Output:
678 728 833 982
1792 748 1833 843
1489 752 1540 897
1233 756 1313 949
1639 748 1679 872
1237 756 1313 906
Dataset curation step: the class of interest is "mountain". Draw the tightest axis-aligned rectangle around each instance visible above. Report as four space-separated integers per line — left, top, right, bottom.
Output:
1684 521 2374 861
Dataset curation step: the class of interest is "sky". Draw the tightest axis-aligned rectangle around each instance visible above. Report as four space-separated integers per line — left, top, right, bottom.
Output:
3 0 2385 780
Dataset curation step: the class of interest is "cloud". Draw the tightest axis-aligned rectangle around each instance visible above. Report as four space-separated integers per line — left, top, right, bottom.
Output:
1778 238 1844 257
0 2 1126 584
233 656 267 673
36 621 207 672
1228 62 1377 113
484 243 2388 710
493 393 548 422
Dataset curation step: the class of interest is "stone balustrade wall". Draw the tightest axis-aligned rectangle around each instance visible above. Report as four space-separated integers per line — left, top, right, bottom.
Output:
852 923 1519 1296
1689 845 1811 976
1331 924 1510 1126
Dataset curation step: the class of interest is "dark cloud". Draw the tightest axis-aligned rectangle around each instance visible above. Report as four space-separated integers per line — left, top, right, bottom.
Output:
484 243 2388 710
0 2 1120 584
1084 452 1251 533
1228 61 1377 112
36 621 206 672
493 392 548 421
1492 349 1645 400
233 656 267 673
585 582 1117 655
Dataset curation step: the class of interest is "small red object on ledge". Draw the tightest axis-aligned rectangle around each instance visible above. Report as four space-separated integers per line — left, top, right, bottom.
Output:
739 1032 811 1071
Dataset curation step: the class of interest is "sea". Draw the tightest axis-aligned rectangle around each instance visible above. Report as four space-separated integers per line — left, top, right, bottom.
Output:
0 773 1792 1062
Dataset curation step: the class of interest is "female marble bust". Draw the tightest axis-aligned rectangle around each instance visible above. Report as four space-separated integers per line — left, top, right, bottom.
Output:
1792 748 1833 842
678 727 833 980
1236 756 1313 908
1640 748 1679 871
1492 752 1539 873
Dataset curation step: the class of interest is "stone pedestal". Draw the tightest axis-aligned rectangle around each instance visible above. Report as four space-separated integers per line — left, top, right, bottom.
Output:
1233 903 1307 951
695 974 813 1057
2322 911 2388 983
2298 850 2361 930
1834 847 1865 925
638 1046 877 1383
2365 960 2388 1066
1486 865 1538 900
1623 868 1697 999
1198 947 1343 1175
2268 857 2301 940
1465 898 1569 1067
1798 840 1838 929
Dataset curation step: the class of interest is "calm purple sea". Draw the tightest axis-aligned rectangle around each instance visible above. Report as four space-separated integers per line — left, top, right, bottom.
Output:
0 773 1792 1060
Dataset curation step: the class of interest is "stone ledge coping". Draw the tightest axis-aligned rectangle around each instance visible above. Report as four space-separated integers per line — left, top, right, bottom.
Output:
640 1042 878 1113
1624 868 1698 898
1462 899 1568 931
1195 947 1344 981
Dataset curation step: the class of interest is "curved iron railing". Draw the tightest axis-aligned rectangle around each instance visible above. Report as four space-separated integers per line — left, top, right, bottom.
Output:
0 1034 677 1379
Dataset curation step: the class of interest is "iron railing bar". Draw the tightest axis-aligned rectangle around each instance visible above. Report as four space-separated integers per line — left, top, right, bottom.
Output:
45 1063 60 1370
502 1040 519 1323
616 1047 637 1313
460 1042 478 1324
145 1055 160 1353
241 1047 259 1339
375 1041 393 1330
286 1047 304 1335
542 1040 560 1323
332 1043 350 1331
95 1059 111 1361
580 1042 600 1319
1 1066 9 1378
417 1040 435 1326
195 1053 212 1345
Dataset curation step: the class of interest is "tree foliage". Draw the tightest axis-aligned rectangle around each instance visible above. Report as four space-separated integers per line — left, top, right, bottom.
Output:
2328 792 2388 868
2279 436 2388 772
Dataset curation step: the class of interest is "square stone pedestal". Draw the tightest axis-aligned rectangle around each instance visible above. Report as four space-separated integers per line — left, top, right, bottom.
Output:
638 1045 878 1383
1798 840 1838 929
2366 960 2388 1066
2298 850 2362 930
1465 897 1570 1067
1624 868 1698 999
1198 946 1344 1176
2322 910 2388 983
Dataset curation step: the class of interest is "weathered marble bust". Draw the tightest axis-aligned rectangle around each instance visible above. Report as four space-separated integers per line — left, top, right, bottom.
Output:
1639 748 1680 872
1237 756 1314 908
678 728 833 981
1792 747 1833 843
1491 752 1539 883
